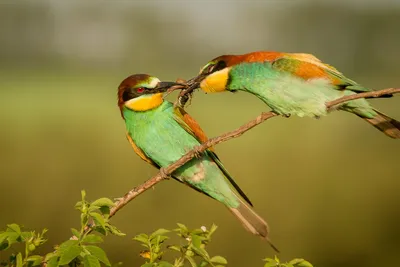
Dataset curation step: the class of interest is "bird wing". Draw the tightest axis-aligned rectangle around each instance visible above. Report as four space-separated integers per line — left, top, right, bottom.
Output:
126 133 160 168
270 53 371 92
173 106 253 206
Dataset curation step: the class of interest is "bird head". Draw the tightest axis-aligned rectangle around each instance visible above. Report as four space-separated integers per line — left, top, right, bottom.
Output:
117 74 183 115
196 56 232 93
184 55 243 95
183 51 283 95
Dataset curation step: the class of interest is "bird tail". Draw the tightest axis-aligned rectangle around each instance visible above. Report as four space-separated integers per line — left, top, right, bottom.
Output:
229 196 279 253
356 109 400 139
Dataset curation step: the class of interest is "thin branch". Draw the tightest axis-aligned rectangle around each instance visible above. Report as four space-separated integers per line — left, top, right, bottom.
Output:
109 87 399 218
63 86 399 247
109 111 278 217
326 88 400 109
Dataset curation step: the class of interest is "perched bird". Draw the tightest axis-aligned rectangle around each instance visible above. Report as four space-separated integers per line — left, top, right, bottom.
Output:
188 51 400 138
117 74 277 250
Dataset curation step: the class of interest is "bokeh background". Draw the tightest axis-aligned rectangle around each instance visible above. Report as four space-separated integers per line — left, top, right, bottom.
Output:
1 1 399 266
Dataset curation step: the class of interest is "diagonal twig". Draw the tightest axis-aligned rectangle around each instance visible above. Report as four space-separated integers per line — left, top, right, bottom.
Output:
112 87 399 216
109 87 399 217
109 111 278 217
82 87 400 238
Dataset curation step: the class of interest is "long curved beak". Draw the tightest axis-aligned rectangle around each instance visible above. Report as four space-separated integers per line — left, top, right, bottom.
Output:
155 81 185 92
177 73 207 98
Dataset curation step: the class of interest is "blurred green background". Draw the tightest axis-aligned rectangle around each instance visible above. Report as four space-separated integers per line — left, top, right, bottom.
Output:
1 1 399 266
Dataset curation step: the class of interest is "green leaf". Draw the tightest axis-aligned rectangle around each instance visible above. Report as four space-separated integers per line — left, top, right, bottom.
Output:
167 245 181 252
150 229 170 239
59 239 79 250
274 255 280 263
85 245 111 266
264 258 279 267
21 231 33 240
81 213 89 227
209 224 218 235
91 198 115 208
16 252 22 267
105 224 126 237
185 255 197 267
0 232 8 245
291 259 313 267
83 254 101 267
191 234 204 249
133 234 149 244
7 224 21 234
176 223 188 231
58 244 81 265
82 234 103 244
210 256 227 264
81 190 86 201
45 255 59 267
99 206 111 215
26 255 43 266
264 262 278 267
71 228 80 238
90 213 106 228
150 235 169 245
190 235 209 259
93 226 107 236
141 264 154 267
158 261 174 267
199 261 208 267
5 232 21 247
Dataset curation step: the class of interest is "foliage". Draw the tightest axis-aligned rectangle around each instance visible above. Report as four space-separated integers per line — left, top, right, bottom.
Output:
263 256 313 267
0 191 313 267
133 224 314 267
0 190 123 267
133 223 226 267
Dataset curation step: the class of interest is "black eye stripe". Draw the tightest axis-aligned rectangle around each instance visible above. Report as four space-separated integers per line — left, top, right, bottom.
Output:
203 61 227 74
122 90 137 102
122 86 161 101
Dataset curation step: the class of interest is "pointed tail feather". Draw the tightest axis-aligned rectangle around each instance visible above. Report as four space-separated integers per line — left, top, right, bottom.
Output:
229 197 279 253
357 110 400 139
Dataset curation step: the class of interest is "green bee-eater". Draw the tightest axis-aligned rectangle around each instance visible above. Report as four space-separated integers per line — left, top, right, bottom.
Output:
188 51 400 138
117 74 275 248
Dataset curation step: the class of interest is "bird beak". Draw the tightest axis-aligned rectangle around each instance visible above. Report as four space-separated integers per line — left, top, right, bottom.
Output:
155 81 185 92
176 73 207 98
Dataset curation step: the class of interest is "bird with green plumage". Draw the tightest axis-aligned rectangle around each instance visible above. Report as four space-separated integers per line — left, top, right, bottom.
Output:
117 74 277 251
188 51 400 139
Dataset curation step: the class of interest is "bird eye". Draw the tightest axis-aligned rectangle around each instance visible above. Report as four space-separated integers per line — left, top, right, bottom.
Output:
202 61 227 74
136 87 145 93
203 64 216 74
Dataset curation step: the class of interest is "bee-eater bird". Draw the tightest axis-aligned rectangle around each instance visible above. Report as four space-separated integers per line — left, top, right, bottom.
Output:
189 51 400 138
117 74 276 250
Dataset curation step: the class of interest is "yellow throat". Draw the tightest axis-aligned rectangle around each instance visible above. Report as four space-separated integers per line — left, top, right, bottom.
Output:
125 93 164 111
200 68 230 93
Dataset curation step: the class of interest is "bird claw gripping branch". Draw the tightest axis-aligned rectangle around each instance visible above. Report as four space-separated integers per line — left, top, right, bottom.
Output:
167 78 195 108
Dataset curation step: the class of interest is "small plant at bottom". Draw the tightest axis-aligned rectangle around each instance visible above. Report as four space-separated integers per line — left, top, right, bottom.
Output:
263 256 313 267
133 223 227 267
44 190 125 267
1 190 314 267
0 223 47 266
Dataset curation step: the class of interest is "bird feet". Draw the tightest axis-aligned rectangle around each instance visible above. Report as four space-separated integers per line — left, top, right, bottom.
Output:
159 167 170 179
192 145 203 159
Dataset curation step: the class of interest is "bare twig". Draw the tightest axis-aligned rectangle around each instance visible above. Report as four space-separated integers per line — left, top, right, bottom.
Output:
109 111 279 217
109 87 399 218
327 88 400 109
69 87 399 247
